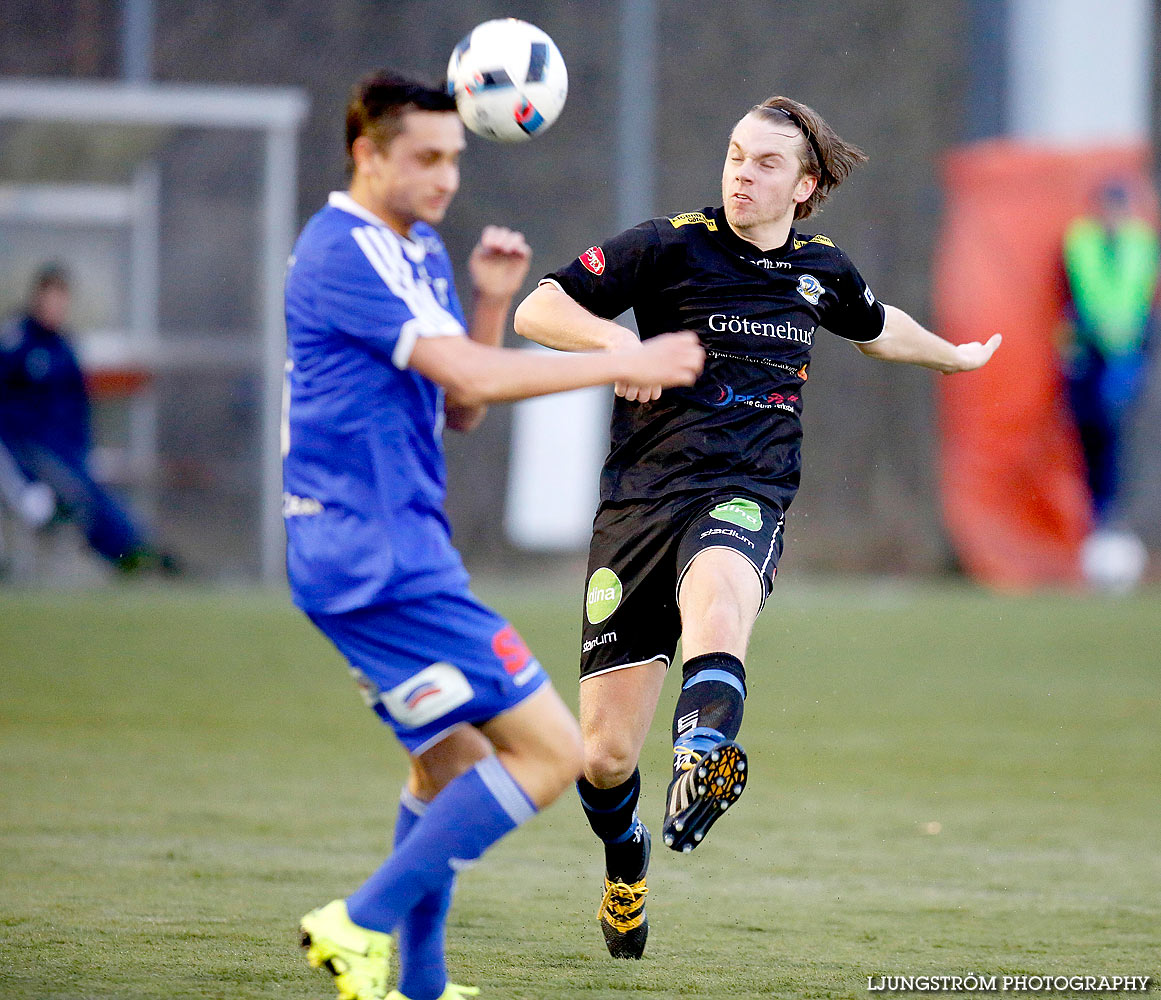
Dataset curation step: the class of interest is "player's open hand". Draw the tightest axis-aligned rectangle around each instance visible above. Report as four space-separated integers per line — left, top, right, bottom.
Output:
950 333 1002 372
470 226 532 301
615 330 704 395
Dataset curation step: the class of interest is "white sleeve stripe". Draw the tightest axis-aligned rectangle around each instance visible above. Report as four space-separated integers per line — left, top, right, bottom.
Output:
351 226 464 368
392 320 421 369
393 319 464 369
537 277 565 293
362 226 463 335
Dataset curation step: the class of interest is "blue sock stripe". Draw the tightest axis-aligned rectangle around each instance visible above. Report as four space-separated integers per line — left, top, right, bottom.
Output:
680 726 725 744
399 787 428 817
682 668 746 697
676 728 725 757
577 784 637 815
476 756 537 826
606 813 641 844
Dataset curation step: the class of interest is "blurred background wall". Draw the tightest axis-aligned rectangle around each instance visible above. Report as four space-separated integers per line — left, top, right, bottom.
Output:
1 0 1157 582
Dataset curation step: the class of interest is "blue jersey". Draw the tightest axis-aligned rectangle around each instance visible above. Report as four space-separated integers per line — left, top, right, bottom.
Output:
283 192 470 613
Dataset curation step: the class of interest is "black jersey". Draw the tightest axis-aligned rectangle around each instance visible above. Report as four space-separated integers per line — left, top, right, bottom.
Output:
545 206 886 512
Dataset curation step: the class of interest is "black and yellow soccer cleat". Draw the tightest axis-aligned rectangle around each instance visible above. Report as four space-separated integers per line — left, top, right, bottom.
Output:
662 740 747 853
597 827 650 959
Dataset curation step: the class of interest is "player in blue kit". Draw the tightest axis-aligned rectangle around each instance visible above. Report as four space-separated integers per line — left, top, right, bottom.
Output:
283 70 704 1000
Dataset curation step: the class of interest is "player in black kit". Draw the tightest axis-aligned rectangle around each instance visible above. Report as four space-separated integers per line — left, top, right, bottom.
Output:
514 95 1001 959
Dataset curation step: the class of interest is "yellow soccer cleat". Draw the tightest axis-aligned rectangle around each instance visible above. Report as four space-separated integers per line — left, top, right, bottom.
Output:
300 898 393 1000
597 824 650 960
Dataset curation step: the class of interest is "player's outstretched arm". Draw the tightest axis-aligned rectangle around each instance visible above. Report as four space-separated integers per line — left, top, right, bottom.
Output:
410 329 703 407
514 283 668 401
857 303 1001 373
514 282 638 351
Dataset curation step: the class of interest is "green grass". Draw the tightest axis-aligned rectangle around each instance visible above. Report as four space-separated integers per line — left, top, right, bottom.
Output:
2 579 1159 999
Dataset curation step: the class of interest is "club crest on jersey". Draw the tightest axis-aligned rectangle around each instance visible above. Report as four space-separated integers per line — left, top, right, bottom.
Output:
796 274 823 305
580 246 606 275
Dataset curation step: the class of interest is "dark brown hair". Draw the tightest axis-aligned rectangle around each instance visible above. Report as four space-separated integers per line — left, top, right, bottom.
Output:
345 70 457 172
30 262 70 297
748 96 868 220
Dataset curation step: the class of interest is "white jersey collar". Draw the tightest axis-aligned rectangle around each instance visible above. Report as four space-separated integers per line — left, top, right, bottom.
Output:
328 191 422 244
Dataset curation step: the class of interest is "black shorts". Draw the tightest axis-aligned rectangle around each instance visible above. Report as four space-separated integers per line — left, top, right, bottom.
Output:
579 493 784 680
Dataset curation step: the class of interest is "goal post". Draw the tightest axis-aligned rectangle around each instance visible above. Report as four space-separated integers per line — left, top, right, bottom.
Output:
0 79 308 583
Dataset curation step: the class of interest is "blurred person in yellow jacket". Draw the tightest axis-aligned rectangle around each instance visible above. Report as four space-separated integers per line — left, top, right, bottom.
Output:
1060 177 1159 589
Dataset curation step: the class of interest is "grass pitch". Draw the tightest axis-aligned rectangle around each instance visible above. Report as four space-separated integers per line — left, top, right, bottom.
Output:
2 578 1159 999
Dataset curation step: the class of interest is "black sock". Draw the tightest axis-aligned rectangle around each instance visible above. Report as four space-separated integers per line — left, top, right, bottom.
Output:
671 652 747 774
577 770 648 882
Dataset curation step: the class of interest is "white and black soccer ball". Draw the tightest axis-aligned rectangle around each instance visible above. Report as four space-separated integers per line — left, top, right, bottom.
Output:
446 19 568 143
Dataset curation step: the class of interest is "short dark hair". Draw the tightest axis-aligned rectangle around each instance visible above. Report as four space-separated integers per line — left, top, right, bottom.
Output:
748 97 868 220
345 70 457 170
31 262 70 297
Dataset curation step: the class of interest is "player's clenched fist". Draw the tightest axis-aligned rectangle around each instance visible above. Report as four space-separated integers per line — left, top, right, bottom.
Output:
469 226 532 300
612 330 704 390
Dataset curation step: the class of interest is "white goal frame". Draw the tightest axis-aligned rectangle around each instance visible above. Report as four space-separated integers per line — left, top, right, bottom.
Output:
0 79 309 583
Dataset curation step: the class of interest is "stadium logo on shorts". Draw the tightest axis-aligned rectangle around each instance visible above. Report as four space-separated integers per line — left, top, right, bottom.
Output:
710 498 763 531
586 567 622 624
796 273 823 305
580 246 606 275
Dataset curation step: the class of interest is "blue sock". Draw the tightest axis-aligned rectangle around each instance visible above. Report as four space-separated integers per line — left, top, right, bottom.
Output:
346 756 536 938
393 788 453 1000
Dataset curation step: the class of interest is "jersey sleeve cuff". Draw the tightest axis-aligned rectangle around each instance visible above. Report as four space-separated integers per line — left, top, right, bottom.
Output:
537 277 566 294
857 307 887 344
836 303 887 345
393 318 465 369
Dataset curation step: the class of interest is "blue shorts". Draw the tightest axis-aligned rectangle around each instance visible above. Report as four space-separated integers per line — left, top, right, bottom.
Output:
308 589 549 754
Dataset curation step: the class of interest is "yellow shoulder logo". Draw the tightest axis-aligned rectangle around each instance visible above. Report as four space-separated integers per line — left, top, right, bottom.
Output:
793 234 835 250
669 212 718 231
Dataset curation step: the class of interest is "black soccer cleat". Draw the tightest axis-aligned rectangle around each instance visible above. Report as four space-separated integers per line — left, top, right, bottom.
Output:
598 826 650 959
662 740 747 853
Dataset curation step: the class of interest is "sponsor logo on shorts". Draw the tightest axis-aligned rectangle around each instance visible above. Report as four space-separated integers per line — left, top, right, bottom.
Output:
381 662 473 729
586 567 622 624
796 274 823 305
580 246 605 275
700 526 756 549
492 624 533 676
710 498 763 532
582 630 617 654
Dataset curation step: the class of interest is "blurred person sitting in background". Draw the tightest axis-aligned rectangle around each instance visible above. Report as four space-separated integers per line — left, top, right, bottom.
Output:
0 263 176 575
1059 177 1158 589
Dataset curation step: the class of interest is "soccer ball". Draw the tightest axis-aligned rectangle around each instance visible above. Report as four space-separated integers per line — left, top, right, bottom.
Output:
446 19 568 143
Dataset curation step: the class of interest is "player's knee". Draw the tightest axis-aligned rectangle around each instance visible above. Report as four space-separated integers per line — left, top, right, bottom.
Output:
582 739 638 788
686 589 752 649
